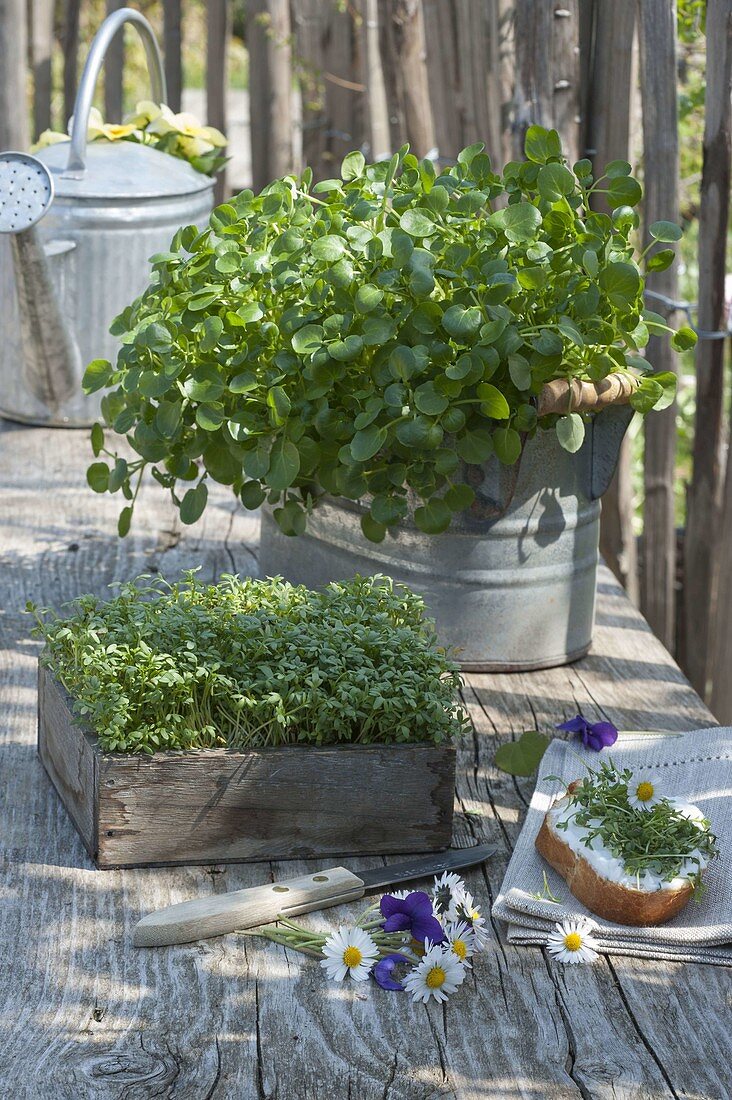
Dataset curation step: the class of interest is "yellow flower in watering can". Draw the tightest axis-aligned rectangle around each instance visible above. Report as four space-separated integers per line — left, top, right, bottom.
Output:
86 107 139 143
143 103 226 157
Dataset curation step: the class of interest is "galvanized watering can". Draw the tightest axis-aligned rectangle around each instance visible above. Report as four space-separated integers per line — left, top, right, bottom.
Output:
260 381 635 671
0 8 213 426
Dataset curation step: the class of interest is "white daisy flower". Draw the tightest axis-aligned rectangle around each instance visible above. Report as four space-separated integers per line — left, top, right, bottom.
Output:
627 775 664 811
320 926 379 982
387 888 414 900
403 943 467 1003
453 888 490 950
431 871 465 920
443 920 476 968
545 917 600 965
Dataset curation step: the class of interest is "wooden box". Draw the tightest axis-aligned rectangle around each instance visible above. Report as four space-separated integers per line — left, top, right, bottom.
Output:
37 664 456 869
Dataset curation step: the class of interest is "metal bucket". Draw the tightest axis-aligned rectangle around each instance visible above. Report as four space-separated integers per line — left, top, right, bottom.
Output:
0 9 213 426
259 406 633 671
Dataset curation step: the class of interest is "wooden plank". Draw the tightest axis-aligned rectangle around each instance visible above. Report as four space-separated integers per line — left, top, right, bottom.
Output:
711 375 732 721
0 421 729 1097
684 0 732 697
0 0 29 149
422 0 460 158
207 0 229 203
28 0 55 138
37 663 97 856
104 0 125 121
162 0 182 112
377 0 435 157
511 0 580 162
422 0 504 167
293 0 364 181
247 0 293 192
583 0 639 603
61 0 80 128
638 0 680 652
361 0 390 161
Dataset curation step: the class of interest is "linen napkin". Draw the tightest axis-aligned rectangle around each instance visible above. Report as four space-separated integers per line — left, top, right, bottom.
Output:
492 728 732 966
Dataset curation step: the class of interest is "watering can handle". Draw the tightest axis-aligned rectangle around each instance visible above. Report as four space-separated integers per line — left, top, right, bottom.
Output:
64 7 167 178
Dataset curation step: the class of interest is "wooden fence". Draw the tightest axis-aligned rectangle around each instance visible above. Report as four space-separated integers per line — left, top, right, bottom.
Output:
3 0 732 716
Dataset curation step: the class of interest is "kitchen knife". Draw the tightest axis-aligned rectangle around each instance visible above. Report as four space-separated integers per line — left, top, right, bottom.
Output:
133 843 499 947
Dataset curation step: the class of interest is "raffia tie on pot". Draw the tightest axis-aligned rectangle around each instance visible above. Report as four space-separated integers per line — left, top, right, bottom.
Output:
537 372 639 416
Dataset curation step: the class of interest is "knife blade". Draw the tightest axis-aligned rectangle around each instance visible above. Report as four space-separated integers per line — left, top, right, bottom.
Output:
133 843 499 948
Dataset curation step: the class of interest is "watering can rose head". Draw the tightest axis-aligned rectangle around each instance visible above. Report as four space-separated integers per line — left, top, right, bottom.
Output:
83 126 696 541
33 101 227 177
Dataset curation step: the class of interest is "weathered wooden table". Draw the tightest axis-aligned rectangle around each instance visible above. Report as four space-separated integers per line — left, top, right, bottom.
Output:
1 420 730 1099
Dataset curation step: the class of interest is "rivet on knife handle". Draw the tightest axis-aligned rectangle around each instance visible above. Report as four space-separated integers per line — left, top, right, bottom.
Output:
133 866 366 947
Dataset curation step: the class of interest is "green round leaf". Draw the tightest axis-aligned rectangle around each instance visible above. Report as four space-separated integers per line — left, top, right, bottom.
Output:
268 439 301 490
361 513 387 543
494 730 550 776
646 248 675 273
508 354 532 390
87 461 110 493
229 371 258 394
90 422 104 457
501 202 542 242
444 483 475 513
455 429 494 464
180 482 208 524
537 163 575 202
312 235 347 262
649 220 683 243
493 426 522 464
341 150 366 181
476 383 510 419
605 159 632 179
196 405 226 431
524 125 562 164
292 324 325 355
117 506 132 538
329 335 364 362
183 366 225 403
236 302 264 324
598 262 641 310
414 381 449 416
354 284 384 314
630 377 664 414
671 325 697 351
274 499 307 536
240 481 267 509
607 175 642 209
414 499 451 534
399 209 436 238
442 305 482 341
82 359 112 395
555 413 586 453
350 424 387 462
646 371 677 412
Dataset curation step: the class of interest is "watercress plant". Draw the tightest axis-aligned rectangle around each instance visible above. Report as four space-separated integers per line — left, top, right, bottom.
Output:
84 127 695 541
29 572 467 754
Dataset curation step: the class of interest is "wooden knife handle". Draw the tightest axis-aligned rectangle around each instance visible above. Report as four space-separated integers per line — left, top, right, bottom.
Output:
133 866 366 947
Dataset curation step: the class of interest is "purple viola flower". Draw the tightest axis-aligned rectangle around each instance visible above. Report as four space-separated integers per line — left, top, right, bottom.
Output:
372 954 407 991
380 890 445 945
556 714 618 752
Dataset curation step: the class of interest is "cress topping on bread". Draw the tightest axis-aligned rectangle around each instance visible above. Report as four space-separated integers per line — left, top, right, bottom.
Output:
544 762 718 896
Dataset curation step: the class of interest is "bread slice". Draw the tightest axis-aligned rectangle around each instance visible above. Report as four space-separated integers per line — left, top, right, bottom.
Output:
535 787 697 926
